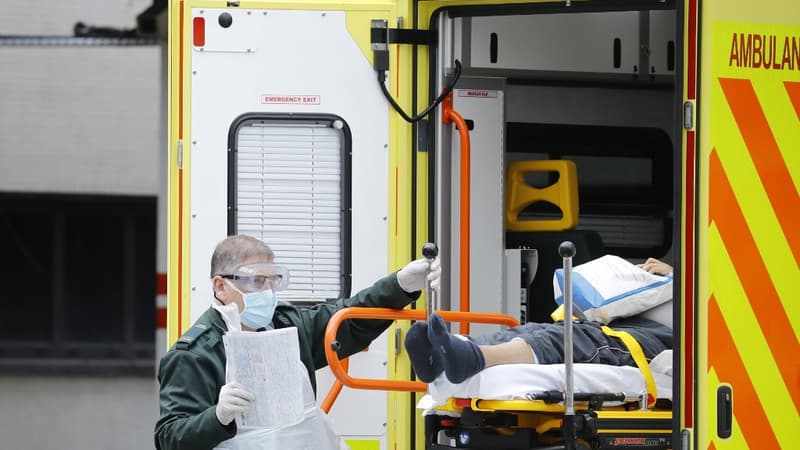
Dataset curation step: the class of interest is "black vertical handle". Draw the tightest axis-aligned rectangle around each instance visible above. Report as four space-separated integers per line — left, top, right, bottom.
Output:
717 385 733 439
667 40 676 71
490 32 498 63
613 38 622 68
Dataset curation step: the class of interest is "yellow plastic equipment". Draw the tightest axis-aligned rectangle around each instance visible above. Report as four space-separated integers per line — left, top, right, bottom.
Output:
505 160 579 231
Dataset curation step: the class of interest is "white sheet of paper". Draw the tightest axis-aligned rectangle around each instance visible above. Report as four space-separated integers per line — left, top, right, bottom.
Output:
222 327 304 429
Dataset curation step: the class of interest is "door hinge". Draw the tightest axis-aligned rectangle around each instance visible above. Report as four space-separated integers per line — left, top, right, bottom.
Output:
371 19 434 48
394 327 402 356
680 429 691 450
416 120 429 152
176 140 184 169
388 28 434 45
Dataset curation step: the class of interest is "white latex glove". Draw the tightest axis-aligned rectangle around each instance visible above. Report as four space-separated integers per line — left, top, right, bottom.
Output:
216 382 254 426
397 257 441 293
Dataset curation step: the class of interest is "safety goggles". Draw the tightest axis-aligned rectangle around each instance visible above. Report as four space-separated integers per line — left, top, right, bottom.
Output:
220 263 290 292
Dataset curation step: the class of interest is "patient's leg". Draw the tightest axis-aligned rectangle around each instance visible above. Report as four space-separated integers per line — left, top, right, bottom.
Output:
404 321 444 382
480 337 537 367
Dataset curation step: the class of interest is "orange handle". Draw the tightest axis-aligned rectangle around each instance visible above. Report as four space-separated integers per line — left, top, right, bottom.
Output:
323 308 519 393
442 93 472 334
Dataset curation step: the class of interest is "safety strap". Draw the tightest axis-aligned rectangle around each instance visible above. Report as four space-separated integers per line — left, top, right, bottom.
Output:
550 304 587 322
550 306 657 407
600 326 657 408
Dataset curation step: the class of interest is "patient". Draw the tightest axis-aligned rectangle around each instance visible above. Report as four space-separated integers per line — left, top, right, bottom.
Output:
405 258 673 384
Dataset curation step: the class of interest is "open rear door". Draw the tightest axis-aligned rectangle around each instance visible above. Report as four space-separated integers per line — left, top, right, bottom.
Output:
692 0 800 448
167 2 406 449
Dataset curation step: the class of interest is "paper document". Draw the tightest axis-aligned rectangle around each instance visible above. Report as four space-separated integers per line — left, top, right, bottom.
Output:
222 327 304 429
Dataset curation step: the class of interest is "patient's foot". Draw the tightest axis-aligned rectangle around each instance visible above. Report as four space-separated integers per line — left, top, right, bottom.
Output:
404 321 444 383
427 313 485 384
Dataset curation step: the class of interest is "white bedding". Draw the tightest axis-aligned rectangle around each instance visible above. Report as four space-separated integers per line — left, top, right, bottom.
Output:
419 350 672 410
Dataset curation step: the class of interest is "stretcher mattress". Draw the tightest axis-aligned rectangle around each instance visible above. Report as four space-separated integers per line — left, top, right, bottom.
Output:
419 350 673 411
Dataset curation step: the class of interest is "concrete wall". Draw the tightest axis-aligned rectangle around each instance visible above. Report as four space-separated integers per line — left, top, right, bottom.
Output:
0 2 162 449
0 46 161 195
1 1 152 35
0 376 158 450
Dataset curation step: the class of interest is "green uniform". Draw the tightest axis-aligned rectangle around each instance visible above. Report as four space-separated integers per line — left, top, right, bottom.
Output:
155 273 417 450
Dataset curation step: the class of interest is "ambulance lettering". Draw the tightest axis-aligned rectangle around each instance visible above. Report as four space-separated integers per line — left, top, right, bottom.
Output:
728 32 800 70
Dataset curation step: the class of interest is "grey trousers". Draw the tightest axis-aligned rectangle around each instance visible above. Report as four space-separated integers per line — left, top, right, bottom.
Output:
472 316 672 366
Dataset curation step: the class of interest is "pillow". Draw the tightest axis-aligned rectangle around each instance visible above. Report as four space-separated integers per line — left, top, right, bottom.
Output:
553 255 672 325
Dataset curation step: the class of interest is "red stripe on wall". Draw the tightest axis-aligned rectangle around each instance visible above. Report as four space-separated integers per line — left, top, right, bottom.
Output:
157 306 167 330
156 273 167 296
785 82 800 121
709 149 800 413
708 296 780 449
719 78 800 267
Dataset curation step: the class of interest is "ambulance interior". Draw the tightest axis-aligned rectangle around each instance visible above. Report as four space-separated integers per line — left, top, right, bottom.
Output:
420 3 679 448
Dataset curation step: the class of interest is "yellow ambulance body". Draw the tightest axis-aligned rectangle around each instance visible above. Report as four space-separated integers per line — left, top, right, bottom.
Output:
167 0 799 448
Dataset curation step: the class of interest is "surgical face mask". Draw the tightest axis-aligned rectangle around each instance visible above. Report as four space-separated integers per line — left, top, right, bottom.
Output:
226 280 278 329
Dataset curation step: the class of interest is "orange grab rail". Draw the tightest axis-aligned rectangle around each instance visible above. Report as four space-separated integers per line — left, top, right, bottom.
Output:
323 308 519 397
320 358 348 413
442 93 472 335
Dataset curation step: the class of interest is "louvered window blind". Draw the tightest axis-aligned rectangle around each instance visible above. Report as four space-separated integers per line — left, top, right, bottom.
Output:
232 118 350 303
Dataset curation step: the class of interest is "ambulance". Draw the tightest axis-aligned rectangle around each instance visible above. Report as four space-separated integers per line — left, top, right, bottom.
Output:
165 0 799 448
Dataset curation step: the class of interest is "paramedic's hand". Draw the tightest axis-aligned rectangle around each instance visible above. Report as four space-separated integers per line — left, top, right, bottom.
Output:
216 382 253 426
398 257 441 293
639 258 673 276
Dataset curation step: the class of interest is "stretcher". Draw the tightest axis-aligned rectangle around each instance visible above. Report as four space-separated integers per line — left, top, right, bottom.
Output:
418 359 673 450
323 243 674 450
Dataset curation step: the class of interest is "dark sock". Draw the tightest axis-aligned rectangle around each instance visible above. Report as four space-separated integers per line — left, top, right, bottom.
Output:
404 321 444 383
427 313 485 384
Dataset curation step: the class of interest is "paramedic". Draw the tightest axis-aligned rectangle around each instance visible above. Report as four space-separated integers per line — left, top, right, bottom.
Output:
155 234 441 450
406 259 672 384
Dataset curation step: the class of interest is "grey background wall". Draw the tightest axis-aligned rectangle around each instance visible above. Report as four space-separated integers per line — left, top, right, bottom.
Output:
0 1 160 195
0 2 163 449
